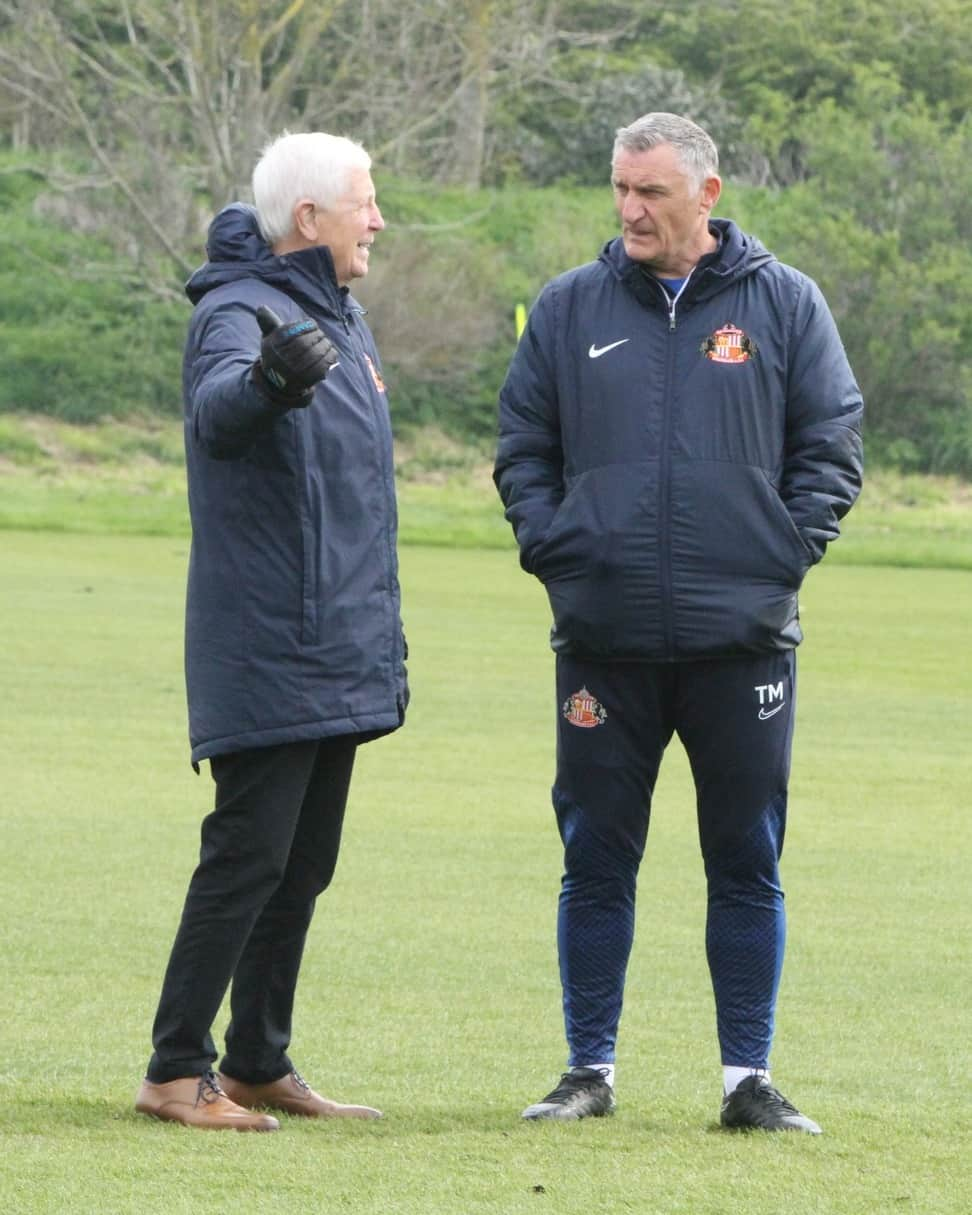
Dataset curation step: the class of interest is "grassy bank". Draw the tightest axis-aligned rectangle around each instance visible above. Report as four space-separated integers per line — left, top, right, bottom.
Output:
0 414 970 567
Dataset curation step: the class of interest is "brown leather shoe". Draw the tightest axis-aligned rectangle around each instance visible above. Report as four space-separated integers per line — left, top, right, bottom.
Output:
218 1069 382 1119
135 1071 280 1131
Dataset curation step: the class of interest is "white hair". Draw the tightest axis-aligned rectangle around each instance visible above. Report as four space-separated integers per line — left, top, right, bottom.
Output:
252 131 372 245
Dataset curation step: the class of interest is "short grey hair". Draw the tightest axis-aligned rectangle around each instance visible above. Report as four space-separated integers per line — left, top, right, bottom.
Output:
613 113 719 192
252 131 372 245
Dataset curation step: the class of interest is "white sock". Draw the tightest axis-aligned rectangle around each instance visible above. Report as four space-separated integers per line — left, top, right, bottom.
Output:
723 1066 769 1096
574 1063 615 1089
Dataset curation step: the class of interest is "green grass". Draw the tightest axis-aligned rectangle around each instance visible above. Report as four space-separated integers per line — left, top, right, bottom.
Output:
0 533 969 1214
1 414 971 566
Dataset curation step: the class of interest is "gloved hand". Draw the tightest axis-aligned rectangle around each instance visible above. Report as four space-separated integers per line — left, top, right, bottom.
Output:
252 305 339 406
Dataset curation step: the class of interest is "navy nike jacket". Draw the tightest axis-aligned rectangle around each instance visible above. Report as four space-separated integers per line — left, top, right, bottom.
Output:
182 204 407 763
494 219 863 660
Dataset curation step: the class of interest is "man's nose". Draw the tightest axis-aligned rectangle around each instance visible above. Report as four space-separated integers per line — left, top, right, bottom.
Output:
621 194 647 224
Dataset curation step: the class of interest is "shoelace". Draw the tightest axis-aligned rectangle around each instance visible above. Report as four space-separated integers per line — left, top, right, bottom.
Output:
761 1086 799 1114
291 1070 311 1095
196 1071 225 1105
542 1071 603 1103
748 1078 799 1115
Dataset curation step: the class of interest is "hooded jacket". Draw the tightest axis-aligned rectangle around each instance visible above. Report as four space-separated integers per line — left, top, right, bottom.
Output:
182 203 407 764
494 219 863 660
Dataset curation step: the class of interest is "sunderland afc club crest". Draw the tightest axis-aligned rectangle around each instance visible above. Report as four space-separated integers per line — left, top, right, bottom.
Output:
701 323 757 364
563 686 608 728
364 354 386 391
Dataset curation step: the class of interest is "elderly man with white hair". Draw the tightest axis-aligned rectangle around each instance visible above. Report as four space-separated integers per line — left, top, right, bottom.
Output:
135 132 408 1131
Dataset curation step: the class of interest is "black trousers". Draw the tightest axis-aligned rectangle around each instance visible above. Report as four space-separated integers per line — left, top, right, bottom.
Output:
146 736 357 1085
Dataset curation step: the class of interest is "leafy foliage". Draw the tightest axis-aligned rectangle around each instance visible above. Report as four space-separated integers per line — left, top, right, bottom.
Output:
0 0 969 472
729 76 972 474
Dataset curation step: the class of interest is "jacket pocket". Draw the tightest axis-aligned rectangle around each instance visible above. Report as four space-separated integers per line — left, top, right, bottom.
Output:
238 414 315 646
758 468 815 578
532 462 662 654
531 464 649 581
292 422 319 647
674 461 811 587
668 460 810 654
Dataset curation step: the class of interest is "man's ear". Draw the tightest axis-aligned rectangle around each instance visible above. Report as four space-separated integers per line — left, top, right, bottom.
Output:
293 199 318 242
700 175 722 215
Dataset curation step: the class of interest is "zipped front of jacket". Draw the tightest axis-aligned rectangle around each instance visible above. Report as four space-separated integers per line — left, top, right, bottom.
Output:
652 273 693 660
656 285 676 659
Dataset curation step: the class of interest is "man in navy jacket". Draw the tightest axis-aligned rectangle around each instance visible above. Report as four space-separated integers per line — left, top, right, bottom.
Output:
495 113 862 1131
136 132 408 1131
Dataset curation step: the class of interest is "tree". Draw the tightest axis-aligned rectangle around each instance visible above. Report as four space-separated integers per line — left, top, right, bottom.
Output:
647 0 972 184
496 61 759 187
334 0 628 189
732 74 972 474
0 0 629 276
0 0 349 283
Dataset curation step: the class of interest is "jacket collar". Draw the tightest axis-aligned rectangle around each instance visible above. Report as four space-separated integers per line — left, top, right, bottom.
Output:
601 218 774 312
185 203 354 320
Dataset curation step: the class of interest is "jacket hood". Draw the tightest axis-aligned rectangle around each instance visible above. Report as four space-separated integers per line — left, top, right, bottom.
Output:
185 203 348 316
600 217 776 307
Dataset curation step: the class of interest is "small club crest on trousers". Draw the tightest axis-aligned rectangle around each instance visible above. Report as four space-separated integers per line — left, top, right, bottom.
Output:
563 686 607 728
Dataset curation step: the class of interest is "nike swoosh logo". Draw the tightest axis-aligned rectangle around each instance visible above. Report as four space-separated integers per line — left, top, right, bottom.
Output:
588 339 630 359
758 703 786 720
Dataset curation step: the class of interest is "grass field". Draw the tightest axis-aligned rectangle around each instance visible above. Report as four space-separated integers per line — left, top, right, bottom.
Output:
1 414 971 568
1 525 969 1214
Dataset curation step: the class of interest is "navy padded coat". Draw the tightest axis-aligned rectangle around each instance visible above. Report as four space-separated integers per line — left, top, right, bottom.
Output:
494 220 863 660
182 204 407 763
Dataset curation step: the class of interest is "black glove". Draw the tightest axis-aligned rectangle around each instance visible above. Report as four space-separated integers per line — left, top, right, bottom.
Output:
252 305 338 406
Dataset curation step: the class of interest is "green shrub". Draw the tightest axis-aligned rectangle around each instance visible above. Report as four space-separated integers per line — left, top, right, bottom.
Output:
0 163 185 422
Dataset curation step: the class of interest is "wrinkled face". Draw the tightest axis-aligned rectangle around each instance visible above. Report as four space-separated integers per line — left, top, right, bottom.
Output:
611 143 720 276
311 167 385 285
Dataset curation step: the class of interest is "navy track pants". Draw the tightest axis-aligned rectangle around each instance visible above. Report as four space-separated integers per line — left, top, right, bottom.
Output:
553 650 796 1069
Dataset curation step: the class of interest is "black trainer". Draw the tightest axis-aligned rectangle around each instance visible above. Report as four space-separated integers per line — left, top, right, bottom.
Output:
522 1068 616 1121
720 1074 822 1134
